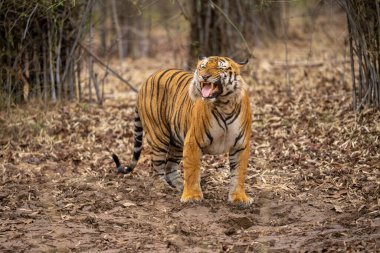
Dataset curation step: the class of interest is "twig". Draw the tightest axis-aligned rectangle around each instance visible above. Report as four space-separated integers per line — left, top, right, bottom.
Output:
22 3 38 41
175 0 190 21
79 42 138 93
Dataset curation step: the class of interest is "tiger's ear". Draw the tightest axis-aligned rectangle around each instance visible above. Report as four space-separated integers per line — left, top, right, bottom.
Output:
235 59 249 66
198 54 207 61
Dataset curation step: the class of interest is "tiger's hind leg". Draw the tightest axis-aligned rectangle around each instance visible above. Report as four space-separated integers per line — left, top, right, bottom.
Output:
151 147 170 188
164 144 183 191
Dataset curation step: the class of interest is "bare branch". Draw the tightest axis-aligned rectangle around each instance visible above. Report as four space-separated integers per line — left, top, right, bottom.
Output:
22 3 38 41
79 42 138 93
175 0 190 21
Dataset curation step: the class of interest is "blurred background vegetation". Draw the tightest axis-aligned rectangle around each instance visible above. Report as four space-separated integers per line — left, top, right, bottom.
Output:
0 0 379 111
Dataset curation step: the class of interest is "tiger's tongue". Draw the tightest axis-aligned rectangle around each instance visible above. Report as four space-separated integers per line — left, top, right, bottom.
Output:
201 83 212 98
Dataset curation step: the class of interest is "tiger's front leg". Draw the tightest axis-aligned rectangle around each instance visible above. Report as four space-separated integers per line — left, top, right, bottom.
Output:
228 144 252 205
181 135 203 202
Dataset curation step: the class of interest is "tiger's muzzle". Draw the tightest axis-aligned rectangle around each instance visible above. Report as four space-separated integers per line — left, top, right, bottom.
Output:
200 79 223 100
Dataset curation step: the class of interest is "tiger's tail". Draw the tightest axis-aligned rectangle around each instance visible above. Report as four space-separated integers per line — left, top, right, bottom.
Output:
112 108 143 174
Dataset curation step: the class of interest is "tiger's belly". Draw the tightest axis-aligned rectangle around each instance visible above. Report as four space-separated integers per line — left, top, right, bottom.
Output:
202 116 242 155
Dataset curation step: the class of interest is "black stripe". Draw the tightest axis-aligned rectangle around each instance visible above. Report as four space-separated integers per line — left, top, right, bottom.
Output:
182 103 191 137
155 70 173 135
229 146 246 157
149 70 172 139
167 154 183 160
168 73 191 136
167 157 181 164
215 99 229 105
169 73 190 116
228 71 233 84
159 70 182 131
205 130 213 145
213 109 228 131
230 161 237 171
211 110 226 131
151 146 168 154
195 135 202 149
152 160 166 166
227 106 241 124
166 169 179 175
112 154 121 168
201 117 213 145
225 103 240 119
169 135 182 149
133 151 141 161
221 90 234 97
233 131 244 148
173 78 192 140
135 132 143 138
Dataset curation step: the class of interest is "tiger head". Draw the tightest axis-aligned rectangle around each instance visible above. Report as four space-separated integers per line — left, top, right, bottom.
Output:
189 56 248 102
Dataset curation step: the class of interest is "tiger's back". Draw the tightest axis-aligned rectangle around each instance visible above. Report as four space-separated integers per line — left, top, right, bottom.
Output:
137 69 194 151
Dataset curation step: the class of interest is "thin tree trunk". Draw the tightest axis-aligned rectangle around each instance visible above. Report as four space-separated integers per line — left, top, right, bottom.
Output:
283 1 291 96
93 73 101 104
48 23 57 102
34 43 42 99
99 3 108 56
42 35 48 102
111 0 124 69
56 22 63 100
347 15 356 109
88 5 93 103
69 47 75 100
76 52 82 102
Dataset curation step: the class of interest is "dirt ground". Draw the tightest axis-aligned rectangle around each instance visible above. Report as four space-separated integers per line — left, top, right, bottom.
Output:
1 12 380 253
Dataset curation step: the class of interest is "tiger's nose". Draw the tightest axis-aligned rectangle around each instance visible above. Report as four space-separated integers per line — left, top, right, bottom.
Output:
202 74 211 81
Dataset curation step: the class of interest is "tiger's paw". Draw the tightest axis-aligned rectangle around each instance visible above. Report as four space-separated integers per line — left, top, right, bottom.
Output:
228 192 253 206
165 178 183 193
180 190 203 203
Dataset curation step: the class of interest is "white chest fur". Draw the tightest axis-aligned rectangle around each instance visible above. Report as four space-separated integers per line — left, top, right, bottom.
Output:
202 114 243 155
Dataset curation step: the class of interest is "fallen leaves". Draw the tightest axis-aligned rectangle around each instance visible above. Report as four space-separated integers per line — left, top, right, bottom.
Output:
0 16 380 251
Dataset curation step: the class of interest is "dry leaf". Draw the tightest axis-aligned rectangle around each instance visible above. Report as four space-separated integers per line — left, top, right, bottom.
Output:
122 200 136 207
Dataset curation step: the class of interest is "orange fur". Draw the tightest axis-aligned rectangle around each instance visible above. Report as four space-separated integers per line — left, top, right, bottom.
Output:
120 56 252 204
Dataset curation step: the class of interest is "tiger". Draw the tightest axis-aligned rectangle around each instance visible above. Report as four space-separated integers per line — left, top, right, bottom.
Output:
112 56 252 205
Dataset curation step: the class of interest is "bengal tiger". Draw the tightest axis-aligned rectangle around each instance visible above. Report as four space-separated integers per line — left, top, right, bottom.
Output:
112 56 252 205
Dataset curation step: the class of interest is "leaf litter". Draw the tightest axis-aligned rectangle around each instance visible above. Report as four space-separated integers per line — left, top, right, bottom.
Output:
1 22 380 253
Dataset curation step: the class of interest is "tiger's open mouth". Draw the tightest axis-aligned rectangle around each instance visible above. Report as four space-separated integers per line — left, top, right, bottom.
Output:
200 80 223 99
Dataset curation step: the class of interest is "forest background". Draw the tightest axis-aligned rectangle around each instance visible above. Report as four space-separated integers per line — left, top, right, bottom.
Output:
0 0 379 252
